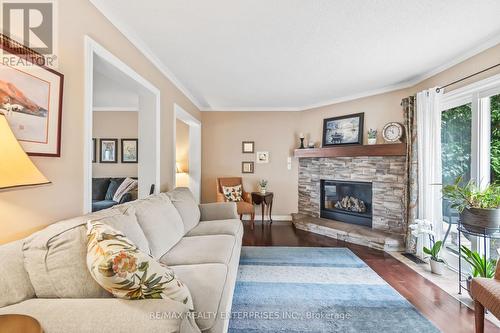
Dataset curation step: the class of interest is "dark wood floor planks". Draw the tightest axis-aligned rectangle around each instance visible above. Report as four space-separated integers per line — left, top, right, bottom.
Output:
241 222 499 333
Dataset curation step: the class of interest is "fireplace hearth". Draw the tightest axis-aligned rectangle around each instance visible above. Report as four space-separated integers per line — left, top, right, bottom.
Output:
320 180 372 227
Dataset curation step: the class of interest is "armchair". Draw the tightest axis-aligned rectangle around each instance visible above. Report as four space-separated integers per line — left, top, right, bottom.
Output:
471 262 500 333
217 177 255 229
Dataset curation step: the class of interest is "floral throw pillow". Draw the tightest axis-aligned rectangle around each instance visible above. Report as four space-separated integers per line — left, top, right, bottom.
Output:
222 185 243 202
86 221 193 309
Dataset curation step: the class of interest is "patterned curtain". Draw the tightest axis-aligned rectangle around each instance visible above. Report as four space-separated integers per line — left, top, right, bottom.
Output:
402 96 418 253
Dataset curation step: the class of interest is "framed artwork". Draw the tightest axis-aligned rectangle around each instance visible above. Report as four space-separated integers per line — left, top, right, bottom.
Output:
256 151 269 164
322 113 364 147
242 161 254 174
100 139 118 163
121 138 138 163
92 138 97 163
242 141 254 153
0 35 64 156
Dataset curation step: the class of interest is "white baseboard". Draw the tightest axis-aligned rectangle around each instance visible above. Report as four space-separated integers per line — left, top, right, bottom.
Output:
242 215 292 221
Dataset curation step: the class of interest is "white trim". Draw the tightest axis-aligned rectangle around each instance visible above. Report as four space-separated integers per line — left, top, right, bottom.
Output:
441 73 500 110
174 104 202 203
83 36 161 213
242 215 292 221
93 106 139 112
88 0 202 110
87 2 500 112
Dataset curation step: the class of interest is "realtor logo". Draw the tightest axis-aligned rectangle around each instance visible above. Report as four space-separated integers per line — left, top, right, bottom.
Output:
2 1 54 54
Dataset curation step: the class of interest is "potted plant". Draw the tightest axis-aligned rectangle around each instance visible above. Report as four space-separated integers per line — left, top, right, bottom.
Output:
367 129 377 145
423 240 446 275
258 179 268 194
442 177 500 233
460 245 497 293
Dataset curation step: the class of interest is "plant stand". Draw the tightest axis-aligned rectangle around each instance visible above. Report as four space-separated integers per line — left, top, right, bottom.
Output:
457 220 500 295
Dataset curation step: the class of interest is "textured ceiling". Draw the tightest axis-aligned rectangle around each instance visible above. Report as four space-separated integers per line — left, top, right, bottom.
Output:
92 0 500 110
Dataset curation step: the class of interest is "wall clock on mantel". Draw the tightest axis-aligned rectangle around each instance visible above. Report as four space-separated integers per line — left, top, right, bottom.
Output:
382 122 404 143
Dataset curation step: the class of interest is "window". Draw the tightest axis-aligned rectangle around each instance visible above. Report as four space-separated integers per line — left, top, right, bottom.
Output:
440 74 500 268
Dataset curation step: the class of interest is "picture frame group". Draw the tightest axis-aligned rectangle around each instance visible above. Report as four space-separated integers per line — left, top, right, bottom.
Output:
241 141 270 173
93 138 138 164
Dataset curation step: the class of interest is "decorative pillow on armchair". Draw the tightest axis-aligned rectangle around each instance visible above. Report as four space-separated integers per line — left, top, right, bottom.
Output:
86 221 193 309
222 185 243 202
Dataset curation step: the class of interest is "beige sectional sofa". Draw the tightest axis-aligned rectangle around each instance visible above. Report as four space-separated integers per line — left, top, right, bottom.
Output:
0 188 243 333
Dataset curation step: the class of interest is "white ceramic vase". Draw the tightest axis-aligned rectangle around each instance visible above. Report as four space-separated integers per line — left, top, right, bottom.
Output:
367 138 377 145
430 259 445 275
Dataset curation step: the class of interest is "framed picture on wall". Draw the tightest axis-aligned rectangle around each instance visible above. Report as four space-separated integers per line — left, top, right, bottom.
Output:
92 138 97 163
242 161 254 174
242 141 254 153
0 34 64 156
100 139 118 163
121 138 138 163
322 113 364 147
256 151 269 164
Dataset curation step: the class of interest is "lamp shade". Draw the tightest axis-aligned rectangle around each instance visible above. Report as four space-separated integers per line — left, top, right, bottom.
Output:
0 114 50 189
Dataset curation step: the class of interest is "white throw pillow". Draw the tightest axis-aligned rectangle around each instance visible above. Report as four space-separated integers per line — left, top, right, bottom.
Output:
113 177 138 202
222 185 243 202
86 221 193 309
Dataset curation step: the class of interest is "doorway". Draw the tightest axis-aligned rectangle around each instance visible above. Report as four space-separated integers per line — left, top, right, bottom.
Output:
84 36 161 213
174 104 201 203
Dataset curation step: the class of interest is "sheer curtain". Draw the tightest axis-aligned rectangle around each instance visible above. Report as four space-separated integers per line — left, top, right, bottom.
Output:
416 88 444 242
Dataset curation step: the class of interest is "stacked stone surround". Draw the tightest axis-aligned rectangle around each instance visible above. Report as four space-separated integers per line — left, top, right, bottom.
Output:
298 156 407 235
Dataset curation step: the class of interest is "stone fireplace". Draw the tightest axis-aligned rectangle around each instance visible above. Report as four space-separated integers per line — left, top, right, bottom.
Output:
298 156 407 235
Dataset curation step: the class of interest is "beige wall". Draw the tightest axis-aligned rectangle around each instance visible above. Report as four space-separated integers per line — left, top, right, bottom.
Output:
175 119 190 187
0 0 200 244
92 111 138 178
201 43 500 216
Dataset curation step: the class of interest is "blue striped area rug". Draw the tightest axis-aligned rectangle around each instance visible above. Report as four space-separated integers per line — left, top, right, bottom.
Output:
229 247 439 333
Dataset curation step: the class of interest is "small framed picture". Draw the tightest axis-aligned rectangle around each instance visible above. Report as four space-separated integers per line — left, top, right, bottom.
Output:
121 139 138 163
242 141 255 153
242 161 254 174
92 138 97 163
256 151 269 164
100 139 118 163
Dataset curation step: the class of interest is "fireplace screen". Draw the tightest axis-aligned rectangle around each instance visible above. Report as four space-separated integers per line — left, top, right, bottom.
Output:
321 180 372 227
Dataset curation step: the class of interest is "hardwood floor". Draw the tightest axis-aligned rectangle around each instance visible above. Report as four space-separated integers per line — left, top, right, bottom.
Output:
242 222 499 333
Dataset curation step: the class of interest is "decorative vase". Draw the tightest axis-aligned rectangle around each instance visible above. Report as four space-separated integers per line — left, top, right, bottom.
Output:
460 208 500 234
430 259 445 275
367 138 377 145
260 187 267 195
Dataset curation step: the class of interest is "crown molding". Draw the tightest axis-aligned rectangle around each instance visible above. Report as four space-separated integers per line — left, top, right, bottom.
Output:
90 1 500 113
89 0 203 110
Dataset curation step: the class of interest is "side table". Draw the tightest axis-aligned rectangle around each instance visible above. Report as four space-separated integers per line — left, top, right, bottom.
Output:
251 192 274 226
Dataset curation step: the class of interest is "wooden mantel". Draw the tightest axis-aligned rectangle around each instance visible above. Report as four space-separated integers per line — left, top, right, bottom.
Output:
294 143 406 158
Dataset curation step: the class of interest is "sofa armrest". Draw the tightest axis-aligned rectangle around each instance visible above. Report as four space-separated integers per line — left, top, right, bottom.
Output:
199 202 238 221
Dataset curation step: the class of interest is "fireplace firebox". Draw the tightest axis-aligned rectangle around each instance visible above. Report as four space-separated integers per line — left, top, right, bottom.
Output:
320 180 372 227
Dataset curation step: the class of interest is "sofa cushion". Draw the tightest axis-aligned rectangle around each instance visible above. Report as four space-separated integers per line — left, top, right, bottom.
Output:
186 219 243 238
0 240 35 307
91 207 150 254
105 178 125 200
92 200 117 212
167 187 201 233
22 209 121 298
122 194 184 258
159 235 236 266
87 221 193 309
0 298 200 333
172 264 228 331
92 178 111 201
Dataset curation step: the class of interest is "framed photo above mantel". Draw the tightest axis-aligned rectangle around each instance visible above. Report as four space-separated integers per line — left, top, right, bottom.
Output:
0 35 64 157
322 113 364 147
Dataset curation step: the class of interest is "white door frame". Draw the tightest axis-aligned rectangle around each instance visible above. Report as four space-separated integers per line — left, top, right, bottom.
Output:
173 103 202 203
84 36 161 213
